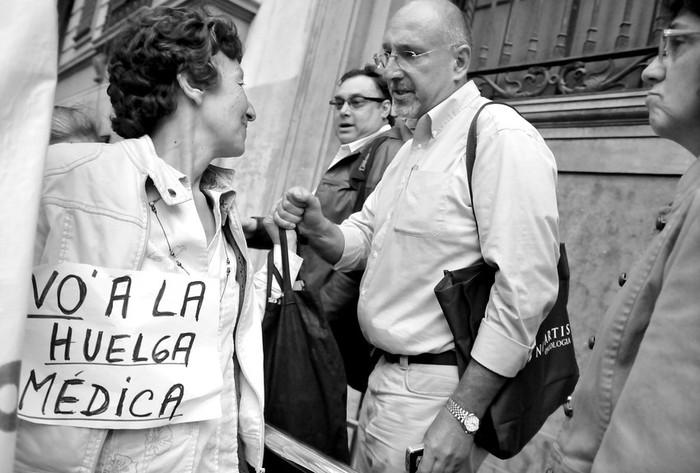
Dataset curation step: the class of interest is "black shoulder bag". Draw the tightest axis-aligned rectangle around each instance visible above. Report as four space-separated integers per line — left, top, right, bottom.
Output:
433 102 579 459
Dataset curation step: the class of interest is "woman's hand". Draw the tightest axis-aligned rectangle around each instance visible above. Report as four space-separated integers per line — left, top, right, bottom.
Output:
263 213 297 252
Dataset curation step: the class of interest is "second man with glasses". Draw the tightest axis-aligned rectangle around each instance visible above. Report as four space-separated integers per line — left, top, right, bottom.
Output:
301 64 407 449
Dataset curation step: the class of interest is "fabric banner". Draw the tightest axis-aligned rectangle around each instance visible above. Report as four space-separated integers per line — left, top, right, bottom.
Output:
18 263 223 429
0 0 57 468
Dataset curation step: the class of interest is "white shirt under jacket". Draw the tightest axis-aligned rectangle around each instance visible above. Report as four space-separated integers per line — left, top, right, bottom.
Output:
335 81 560 378
327 124 392 170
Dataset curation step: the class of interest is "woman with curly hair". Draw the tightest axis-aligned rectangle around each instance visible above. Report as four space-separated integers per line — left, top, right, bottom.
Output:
15 5 295 472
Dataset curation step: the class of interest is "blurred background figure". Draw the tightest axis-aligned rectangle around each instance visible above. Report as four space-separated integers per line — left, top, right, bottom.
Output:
546 1 700 472
49 105 101 144
0 0 56 469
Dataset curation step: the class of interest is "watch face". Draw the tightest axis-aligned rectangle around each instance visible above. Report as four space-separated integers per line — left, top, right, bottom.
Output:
463 414 480 433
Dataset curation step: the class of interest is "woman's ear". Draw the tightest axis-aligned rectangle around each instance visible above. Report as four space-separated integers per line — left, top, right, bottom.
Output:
177 72 204 105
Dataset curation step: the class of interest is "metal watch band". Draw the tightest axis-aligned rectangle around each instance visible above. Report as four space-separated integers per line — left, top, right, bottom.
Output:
445 398 479 434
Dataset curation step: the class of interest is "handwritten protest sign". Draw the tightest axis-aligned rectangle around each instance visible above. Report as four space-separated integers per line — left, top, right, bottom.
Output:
18 263 223 429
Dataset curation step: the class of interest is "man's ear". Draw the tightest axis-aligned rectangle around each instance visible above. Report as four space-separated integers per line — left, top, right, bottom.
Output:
381 99 392 120
453 44 471 81
177 72 204 105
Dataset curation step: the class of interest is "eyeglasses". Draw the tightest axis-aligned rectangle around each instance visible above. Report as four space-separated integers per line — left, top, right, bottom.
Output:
329 95 387 111
373 44 462 69
658 28 700 61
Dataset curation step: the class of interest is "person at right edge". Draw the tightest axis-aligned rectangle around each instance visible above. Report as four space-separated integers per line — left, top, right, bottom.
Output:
272 0 561 471
545 1 700 472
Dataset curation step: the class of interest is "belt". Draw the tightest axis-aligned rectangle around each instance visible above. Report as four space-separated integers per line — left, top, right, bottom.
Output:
382 350 458 366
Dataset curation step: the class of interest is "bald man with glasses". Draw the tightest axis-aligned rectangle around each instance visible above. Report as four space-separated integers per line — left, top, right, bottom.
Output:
273 1 560 471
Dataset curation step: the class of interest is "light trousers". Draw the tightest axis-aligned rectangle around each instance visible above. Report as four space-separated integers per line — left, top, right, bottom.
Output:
354 357 487 473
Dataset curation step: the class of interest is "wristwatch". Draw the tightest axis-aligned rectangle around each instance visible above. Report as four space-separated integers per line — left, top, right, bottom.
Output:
445 398 480 435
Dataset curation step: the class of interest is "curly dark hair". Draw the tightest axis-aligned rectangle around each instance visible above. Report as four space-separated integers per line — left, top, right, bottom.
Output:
339 64 394 125
663 0 700 18
107 6 243 138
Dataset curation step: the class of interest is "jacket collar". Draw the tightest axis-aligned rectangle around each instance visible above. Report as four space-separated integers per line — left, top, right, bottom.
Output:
122 136 237 212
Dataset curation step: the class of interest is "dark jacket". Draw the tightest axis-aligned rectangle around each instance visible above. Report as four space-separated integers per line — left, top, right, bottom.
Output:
301 125 405 391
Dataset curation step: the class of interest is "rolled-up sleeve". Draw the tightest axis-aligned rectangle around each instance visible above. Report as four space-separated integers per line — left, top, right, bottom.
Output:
470 120 560 378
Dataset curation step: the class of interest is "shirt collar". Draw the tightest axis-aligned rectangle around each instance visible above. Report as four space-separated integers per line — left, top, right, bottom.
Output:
124 135 237 212
330 123 392 170
202 165 237 225
120 135 190 205
412 81 481 145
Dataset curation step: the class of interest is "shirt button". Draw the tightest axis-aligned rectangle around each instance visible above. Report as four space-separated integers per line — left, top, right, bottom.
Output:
563 396 573 418
416 144 422 149
588 335 596 349
372 251 378 258
655 214 666 231
361 289 367 296
618 272 627 287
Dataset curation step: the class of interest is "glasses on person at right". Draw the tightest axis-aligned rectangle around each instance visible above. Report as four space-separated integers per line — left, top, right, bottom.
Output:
658 28 700 61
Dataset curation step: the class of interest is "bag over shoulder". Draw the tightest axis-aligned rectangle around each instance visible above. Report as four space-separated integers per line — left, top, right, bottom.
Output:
434 101 579 459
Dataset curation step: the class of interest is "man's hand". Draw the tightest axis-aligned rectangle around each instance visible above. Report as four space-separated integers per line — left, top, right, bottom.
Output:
416 407 474 473
241 216 260 238
416 360 506 472
270 186 345 264
272 186 324 235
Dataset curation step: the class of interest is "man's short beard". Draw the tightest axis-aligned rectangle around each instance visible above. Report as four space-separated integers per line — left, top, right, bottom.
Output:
392 97 421 120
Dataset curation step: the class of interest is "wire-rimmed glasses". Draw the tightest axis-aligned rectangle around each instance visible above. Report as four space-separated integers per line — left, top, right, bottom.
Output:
373 43 464 69
658 28 700 60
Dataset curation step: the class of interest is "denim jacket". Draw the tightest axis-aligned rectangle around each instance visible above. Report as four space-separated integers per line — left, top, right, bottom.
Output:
16 137 265 472
546 158 700 473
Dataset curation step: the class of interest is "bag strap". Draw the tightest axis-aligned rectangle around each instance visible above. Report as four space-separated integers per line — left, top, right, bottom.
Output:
466 102 521 241
278 227 293 292
266 229 292 298
266 250 283 300
467 103 567 278
352 135 391 213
